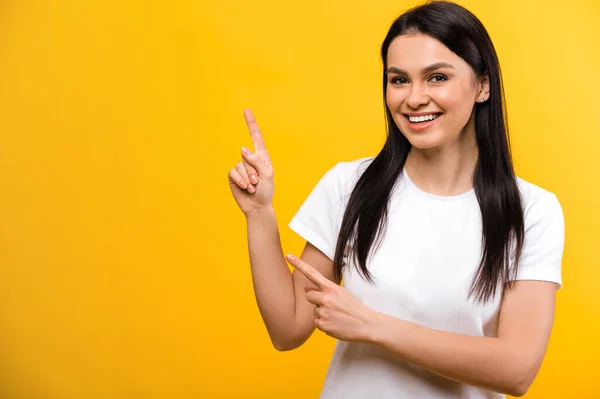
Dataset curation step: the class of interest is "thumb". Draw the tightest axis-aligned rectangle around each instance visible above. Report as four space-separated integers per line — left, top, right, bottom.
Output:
242 147 273 179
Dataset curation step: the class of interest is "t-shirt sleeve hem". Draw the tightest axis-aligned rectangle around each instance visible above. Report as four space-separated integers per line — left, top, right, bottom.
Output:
511 271 562 290
288 218 335 261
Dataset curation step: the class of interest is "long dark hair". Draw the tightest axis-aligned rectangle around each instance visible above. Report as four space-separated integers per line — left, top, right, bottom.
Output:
332 0 524 303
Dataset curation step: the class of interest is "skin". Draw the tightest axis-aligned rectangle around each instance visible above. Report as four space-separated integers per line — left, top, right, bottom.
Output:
385 33 488 196
228 33 557 397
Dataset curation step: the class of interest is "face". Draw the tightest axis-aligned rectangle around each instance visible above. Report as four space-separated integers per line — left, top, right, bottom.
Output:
385 33 489 150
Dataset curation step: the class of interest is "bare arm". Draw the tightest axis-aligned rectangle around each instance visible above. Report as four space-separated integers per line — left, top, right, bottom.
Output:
246 210 335 350
288 256 557 397
370 280 556 396
229 109 335 350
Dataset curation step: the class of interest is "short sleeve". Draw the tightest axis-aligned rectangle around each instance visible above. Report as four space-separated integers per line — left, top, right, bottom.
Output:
513 192 565 289
288 163 352 260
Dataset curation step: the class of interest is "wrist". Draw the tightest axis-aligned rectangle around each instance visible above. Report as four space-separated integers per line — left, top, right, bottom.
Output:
245 206 275 221
365 312 414 347
362 310 389 344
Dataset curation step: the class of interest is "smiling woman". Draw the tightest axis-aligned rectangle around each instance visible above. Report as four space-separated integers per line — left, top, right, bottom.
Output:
385 48 486 148
228 1 564 398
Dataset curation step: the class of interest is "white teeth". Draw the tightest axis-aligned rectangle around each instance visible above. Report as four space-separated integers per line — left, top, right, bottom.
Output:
408 114 439 123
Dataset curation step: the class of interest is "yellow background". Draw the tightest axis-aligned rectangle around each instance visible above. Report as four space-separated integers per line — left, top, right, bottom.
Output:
0 0 598 398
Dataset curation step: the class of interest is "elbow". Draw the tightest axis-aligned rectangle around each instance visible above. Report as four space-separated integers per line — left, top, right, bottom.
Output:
508 375 535 398
271 335 306 352
272 339 298 352
506 383 529 398
499 345 543 397
267 322 310 352
504 365 537 397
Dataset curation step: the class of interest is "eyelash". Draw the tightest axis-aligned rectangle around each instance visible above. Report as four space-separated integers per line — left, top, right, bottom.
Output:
390 74 448 84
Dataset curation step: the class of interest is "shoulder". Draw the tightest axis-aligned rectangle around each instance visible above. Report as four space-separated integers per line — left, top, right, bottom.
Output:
513 176 565 287
516 176 564 231
327 156 374 178
320 156 375 194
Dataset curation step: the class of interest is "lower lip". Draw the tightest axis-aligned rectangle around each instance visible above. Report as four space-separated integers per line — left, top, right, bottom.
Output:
405 114 442 132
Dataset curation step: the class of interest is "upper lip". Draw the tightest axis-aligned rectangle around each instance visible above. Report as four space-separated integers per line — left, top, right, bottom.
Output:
403 112 443 116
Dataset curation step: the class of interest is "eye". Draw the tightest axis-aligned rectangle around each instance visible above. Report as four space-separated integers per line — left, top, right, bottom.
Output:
429 74 448 83
390 76 409 85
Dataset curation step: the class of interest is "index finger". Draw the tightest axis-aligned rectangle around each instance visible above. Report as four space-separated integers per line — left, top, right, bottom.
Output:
286 254 331 289
244 109 269 158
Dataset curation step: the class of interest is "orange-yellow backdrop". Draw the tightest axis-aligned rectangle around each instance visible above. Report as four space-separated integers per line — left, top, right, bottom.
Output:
0 0 598 398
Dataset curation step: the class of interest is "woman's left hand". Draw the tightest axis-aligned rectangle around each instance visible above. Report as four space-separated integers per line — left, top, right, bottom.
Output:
286 254 380 343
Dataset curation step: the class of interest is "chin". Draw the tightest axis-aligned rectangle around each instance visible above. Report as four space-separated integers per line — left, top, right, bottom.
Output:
408 140 441 150
402 130 445 150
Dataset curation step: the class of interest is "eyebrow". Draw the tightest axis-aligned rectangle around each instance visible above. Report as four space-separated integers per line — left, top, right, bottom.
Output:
386 62 455 75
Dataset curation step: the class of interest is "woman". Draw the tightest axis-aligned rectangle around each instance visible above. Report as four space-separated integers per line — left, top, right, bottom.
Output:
227 1 564 398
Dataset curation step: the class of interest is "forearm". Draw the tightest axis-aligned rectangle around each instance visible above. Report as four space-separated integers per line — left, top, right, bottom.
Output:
369 314 533 397
246 207 296 346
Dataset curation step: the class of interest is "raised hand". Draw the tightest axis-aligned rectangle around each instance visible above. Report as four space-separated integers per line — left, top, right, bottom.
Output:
228 109 275 216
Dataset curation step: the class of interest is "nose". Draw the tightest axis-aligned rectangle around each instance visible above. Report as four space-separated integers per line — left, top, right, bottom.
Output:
406 83 429 109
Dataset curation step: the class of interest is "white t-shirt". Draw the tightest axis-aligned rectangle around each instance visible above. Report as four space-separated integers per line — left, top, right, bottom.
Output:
288 157 564 399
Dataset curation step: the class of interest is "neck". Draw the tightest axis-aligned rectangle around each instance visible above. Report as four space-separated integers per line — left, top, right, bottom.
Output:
404 122 478 197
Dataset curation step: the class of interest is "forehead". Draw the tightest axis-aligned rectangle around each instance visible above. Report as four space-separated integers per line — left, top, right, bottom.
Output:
386 33 466 71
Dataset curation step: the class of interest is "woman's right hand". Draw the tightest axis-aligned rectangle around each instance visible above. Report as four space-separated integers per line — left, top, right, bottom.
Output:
228 109 275 217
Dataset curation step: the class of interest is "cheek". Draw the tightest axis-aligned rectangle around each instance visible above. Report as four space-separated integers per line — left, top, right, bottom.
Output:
435 84 475 121
385 86 403 109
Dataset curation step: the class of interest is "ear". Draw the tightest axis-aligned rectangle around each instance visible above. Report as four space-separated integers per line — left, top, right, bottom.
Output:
477 73 490 103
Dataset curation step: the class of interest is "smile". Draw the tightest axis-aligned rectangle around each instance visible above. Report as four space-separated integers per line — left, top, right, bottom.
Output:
406 113 442 123
403 113 443 132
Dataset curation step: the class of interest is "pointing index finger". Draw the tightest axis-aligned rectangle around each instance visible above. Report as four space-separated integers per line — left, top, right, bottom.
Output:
286 254 331 289
244 109 269 159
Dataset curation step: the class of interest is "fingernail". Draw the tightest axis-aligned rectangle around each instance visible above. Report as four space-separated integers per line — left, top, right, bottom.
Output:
242 147 249 155
250 174 258 184
286 254 295 261
247 184 255 193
